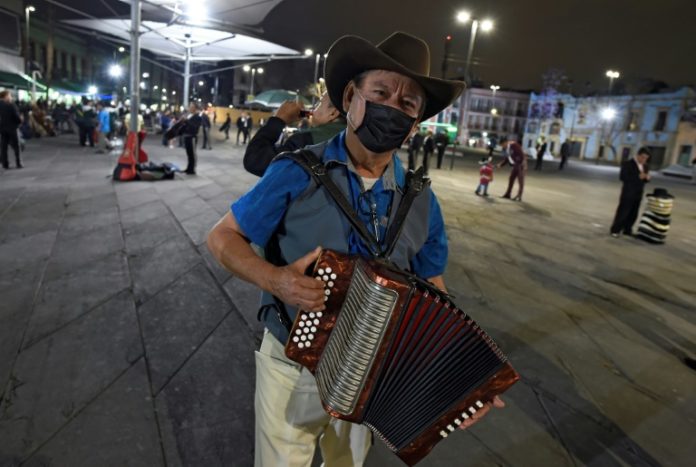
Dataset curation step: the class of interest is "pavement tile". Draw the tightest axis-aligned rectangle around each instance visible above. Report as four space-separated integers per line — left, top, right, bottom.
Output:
138 263 231 393
156 317 255 467
45 223 124 279
0 291 141 462
0 230 56 276
21 359 163 467
117 187 161 211
179 209 221 246
128 233 201 302
119 199 171 229
64 191 118 217
167 196 214 223
124 212 181 256
24 252 130 346
59 206 121 237
221 275 264 336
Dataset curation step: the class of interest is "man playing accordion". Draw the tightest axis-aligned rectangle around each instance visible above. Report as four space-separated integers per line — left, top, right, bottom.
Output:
208 31 504 466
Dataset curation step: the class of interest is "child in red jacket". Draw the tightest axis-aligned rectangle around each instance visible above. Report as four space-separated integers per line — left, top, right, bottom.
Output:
475 157 494 196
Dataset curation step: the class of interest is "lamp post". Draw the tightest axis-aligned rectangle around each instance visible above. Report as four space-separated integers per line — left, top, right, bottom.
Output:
243 65 263 98
605 70 620 94
457 11 493 85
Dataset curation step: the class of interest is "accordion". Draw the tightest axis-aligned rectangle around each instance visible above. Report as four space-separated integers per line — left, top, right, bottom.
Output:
285 250 520 465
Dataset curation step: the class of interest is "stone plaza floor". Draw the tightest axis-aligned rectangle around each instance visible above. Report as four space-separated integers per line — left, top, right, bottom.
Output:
1 131 695 467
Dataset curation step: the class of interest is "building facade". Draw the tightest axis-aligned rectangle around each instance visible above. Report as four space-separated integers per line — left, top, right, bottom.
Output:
523 87 695 169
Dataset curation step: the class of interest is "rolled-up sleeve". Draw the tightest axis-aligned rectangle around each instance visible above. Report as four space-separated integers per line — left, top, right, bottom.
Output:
231 159 311 247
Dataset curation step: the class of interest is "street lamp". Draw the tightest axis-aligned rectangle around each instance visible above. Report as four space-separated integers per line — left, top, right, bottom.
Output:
25 5 36 99
304 48 313 56
88 85 98 96
198 80 204 86
490 84 500 114
108 64 123 78
605 70 620 94
245 67 263 97
601 107 616 121
118 46 125 53
456 10 494 85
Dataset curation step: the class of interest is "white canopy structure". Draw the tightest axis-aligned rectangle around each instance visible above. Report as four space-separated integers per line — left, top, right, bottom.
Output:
63 18 301 104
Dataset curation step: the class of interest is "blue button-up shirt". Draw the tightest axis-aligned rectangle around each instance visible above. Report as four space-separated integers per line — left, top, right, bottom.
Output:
232 131 448 278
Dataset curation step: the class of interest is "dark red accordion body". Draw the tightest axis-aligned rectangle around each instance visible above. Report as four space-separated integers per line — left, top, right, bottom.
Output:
285 250 520 465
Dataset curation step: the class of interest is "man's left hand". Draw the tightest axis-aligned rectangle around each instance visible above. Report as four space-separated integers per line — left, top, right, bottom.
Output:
458 396 505 430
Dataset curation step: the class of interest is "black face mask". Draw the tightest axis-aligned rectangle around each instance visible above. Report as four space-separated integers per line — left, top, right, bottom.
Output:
352 99 416 153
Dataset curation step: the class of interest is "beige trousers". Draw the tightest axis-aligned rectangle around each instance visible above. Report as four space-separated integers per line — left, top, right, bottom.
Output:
254 331 372 467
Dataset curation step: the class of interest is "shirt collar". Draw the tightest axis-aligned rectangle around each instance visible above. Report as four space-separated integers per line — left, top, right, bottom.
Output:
323 130 404 191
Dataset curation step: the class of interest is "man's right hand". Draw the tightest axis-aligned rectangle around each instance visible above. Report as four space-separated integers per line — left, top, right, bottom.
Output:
268 247 326 312
275 101 304 125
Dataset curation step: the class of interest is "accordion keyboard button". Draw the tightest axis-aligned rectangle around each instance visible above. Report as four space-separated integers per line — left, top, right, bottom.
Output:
317 312 323 318
454 418 461 425
315 276 322 281
439 430 448 438
313 319 320 325
311 326 317 332
299 321 305 328
325 267 332 274
324 290 330 296
309 312 315 318
468 407 476 415
330 273 337 280
298 342 304 349
324 296 328 302
318 269 324 275
295 329 302 335
447 425 455 432
461 413 469 419
322 275 329 281
301 314 307 320
328 281 334 288
308 334 314 340
305 341 311 347
292 336 299 343
476 400 484 408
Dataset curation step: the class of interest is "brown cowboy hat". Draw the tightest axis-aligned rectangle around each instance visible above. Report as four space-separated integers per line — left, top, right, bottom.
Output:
324 32 465 121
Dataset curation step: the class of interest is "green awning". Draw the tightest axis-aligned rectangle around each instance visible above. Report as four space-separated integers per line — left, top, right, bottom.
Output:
0 71 31 88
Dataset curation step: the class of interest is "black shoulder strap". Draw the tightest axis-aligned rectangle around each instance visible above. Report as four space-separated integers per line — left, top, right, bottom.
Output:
281 149 384 257
383 167 430 259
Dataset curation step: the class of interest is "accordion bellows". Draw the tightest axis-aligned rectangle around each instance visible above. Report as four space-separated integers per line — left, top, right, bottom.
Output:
285 250 520 465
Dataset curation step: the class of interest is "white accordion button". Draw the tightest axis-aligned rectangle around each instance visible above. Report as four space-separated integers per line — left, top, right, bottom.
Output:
447 424 455 432
299 321 305 328
468 407 476 415
309 312 315 318
454 418 461 425
439 430 448 438
461 413 469 419
318 268 324 275
330 273 337 280
311 326 317 332
298 342 304 349
325 267 332 274
324 296 328 302
301 314 307 321
313 319 319 325
324 289 331 296
300 335 307 341
303 327 311 334
305 341 311 347
328 281 334 288
476 400 484 408
308 334 314 340
322 275 329 281
317 312 323 318
292 336 299 343
295 329 302 336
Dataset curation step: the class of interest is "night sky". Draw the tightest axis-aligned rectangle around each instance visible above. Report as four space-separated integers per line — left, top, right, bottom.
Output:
261 0 695 92
39 0 695 93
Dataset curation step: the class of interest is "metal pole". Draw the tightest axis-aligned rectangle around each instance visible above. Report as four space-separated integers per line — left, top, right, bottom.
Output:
250 69 256 97
463 20 478 85
129 0 141 133
312 53 320 106
183 44 191 106
26 8 33 101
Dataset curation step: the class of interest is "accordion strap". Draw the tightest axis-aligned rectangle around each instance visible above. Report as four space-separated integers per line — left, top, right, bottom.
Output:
284 149 384 257
383 167 429 259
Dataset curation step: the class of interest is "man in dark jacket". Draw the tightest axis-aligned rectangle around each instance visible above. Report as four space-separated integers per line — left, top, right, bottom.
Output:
0 90 23 168
610 147 651 237
201 110 212 150
421 130 434 174
243 94 343 176
181 103 203 174
534 136 547 170
559 139 571 170
407 130 424 170
433 131 449 169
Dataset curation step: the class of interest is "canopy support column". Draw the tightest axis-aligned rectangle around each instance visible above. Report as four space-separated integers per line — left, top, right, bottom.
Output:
129 0 141 135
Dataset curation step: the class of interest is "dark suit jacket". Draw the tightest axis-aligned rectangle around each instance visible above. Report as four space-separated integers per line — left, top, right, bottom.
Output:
619 159 648 198
0 101 22 132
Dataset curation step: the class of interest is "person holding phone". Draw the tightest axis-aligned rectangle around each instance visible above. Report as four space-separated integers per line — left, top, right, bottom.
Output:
243 93 344 176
